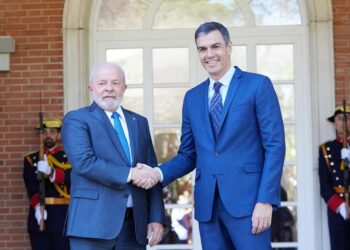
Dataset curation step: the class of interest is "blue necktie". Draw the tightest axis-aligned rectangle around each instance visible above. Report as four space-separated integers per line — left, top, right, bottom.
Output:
112 112 131 164
210 82 223 138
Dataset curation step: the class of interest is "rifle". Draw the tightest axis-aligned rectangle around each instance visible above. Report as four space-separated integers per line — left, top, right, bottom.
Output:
37 97 45 231
342 100 349 219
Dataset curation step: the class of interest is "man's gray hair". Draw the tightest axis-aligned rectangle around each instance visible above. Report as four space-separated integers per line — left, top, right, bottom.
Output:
89 62 126 83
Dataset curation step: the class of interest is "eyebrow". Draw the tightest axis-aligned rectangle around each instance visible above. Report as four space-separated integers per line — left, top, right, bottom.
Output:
197 42 224 49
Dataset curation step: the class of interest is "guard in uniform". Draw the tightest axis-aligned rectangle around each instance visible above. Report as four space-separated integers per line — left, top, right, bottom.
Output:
319 106 350 250
23 118 71 250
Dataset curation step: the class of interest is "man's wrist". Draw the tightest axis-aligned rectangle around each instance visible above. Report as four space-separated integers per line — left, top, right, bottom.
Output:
155 167 163 182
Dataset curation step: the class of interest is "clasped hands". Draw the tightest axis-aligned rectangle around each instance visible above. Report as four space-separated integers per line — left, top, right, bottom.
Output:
131 163 161 189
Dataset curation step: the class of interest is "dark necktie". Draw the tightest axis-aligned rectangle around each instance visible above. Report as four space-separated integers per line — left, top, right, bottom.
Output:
210 82 223 138
112 112 131 164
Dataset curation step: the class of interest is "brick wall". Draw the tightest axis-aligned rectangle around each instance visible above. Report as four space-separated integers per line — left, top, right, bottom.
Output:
0 0 65 249
0 0 348 249
333 0 350 106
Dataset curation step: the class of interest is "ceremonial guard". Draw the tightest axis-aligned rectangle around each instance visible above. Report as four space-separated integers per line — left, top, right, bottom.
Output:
319 105 350 250
23 118 71 250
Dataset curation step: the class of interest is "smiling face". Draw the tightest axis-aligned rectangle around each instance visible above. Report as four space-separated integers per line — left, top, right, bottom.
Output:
196 30 232 81
88 64 127 112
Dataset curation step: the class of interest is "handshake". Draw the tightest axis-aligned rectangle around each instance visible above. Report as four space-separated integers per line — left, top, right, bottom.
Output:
131 163 161 189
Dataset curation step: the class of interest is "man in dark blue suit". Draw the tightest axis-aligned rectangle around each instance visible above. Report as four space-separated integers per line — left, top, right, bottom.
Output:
61 63 165 250
136 22 285 250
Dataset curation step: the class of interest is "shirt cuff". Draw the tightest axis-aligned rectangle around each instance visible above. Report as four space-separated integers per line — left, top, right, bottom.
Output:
155 167 163 182
127 168 132 182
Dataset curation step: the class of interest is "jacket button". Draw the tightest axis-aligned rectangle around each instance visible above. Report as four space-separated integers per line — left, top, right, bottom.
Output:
214 152 219 156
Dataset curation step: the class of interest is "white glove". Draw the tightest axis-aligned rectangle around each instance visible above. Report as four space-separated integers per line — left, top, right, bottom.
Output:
338 203 349 220
37 155 51 176
341 148 350 160
34 204 47 225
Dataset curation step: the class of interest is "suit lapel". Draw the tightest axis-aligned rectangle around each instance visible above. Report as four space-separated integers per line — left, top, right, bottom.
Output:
89 102 129 163
217 66 243 134
123 108 138 166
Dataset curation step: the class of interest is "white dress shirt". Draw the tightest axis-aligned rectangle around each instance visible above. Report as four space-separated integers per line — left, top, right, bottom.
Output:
105 107 133 207
208 66 235 107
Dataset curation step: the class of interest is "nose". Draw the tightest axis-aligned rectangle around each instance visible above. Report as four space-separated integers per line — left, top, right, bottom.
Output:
206 48 214 58
105 82 113 91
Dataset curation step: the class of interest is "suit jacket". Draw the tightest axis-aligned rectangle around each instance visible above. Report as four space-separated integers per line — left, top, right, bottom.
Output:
160 66 285 222
61 102 165 244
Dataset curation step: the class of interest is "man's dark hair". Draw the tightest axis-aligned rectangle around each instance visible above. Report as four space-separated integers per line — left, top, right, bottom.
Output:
195 22 231 45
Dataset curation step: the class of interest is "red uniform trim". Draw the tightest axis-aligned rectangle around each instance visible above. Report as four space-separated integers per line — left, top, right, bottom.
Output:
327 194 343 213
44 146 62 155
30 193 39 208
336 136 350 144
54 168 64 184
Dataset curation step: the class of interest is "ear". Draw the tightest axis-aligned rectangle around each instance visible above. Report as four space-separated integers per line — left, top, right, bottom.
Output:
88 83 93 92
120 84 127 97
227 41 232 55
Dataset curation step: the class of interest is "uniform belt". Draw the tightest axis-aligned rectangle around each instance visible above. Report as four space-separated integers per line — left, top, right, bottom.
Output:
45 197 70 205
125 208 133 220
333 186 350 194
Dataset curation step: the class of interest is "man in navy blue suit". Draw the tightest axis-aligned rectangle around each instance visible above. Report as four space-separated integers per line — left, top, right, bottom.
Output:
135 22 285 250
62 63 165 250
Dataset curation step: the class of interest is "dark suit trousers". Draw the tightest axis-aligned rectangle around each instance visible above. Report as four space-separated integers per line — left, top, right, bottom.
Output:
69 209 145 250
30 231 70 250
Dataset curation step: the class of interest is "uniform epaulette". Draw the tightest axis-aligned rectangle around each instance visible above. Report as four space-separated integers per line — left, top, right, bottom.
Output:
23 151 38 167
320 142 331 171
320 140 332 147
24 155 33 166
23 151 36 157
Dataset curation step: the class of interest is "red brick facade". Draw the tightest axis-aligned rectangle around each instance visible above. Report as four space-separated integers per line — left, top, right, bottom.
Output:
0 0 348 249
333 0 350 106
0 1 65 249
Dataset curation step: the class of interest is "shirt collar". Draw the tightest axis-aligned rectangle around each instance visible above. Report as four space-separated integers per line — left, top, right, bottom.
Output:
209 67 235 88
336 136 350 145
44 145 61 155
105 106 125 121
